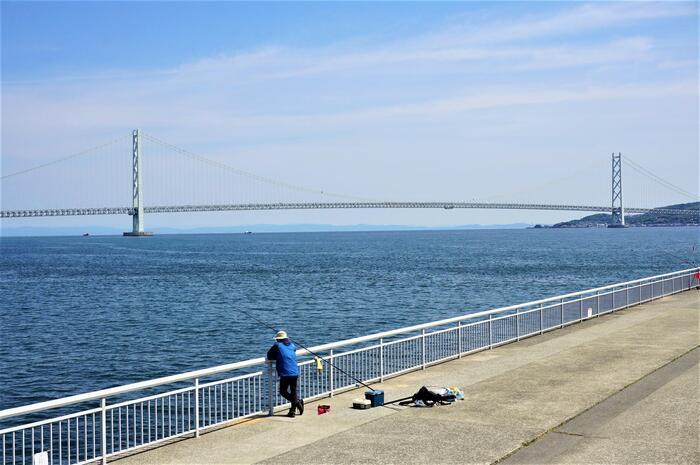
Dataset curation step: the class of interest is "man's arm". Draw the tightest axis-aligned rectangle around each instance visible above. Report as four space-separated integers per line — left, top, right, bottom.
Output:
266 344 278 361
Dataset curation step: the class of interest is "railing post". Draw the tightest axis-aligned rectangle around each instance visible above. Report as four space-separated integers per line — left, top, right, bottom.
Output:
194 378 201 436
329 350 334 397
596 291 600 316
651 279 664 301
612 288 616 311
457 321 463 358
421 329 426 369
379 339 384 382
101 398 107 465
516 309 520 341
488 315 493 348
579 297 583 322
626 284 629 308
560 299 564 327
266 362 274 415
539 304 543 333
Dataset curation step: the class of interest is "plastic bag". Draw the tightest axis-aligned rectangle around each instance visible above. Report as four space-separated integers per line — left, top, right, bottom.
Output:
448 386 464 400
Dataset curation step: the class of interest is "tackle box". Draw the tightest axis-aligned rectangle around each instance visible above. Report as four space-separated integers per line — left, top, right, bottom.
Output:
365 390 384 407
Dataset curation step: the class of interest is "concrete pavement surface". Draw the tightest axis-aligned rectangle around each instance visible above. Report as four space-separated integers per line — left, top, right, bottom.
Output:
501 347 698 465
115 290 699 465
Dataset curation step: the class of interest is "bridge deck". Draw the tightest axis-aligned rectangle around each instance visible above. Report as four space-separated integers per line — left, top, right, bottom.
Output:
2 202 696 218
115 290 699 465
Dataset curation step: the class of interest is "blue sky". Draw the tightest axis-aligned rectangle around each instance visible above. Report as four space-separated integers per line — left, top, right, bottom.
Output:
4 2 521 81
1 1 698 230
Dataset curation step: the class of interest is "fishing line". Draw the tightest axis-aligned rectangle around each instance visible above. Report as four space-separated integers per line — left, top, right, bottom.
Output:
234 306 379 393
656 248 699 268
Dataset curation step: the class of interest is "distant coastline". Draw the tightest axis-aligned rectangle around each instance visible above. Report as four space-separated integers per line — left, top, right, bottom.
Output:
545 202 700 228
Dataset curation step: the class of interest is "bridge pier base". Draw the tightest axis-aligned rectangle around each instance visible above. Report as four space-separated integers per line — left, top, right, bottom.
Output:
124 208 153 236
123 212 153 236
123 231 153 236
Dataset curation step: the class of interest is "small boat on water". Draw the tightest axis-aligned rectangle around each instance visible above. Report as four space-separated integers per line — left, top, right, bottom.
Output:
243 231 253 234
82 233 90 237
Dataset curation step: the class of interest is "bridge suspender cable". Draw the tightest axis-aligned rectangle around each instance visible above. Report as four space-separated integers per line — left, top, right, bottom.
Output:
0 135 131 180
141 133 376 202
621 156 698 201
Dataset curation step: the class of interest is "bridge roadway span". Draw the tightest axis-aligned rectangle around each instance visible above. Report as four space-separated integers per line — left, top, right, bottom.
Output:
2 202 698 218
115 290 699 465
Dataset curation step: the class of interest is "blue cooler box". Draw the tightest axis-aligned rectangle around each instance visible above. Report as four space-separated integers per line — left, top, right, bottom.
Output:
365 390 384 407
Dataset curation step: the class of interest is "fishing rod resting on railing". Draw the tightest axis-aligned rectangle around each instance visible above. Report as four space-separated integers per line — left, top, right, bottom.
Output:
234 307 379 394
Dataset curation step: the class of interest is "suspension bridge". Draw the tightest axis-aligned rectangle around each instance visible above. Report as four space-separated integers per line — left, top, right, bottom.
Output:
1 129 697 234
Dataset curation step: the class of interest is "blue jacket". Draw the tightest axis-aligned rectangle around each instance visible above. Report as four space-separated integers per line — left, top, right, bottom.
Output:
267 340 300 377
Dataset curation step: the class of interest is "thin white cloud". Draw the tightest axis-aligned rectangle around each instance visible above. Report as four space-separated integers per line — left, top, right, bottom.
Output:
3 2 693 87
136 2 685 83
169 80 698 131
448 1 697 44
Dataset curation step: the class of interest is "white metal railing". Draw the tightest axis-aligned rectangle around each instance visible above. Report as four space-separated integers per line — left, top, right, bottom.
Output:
1 268 698 464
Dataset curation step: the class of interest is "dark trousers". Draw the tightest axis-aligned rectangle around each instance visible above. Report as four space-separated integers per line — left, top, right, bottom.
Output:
279 376 298 406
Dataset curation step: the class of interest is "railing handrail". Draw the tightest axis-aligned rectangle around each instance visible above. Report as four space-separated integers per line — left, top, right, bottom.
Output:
0 357 264 420
1 266 697 421
297 266 698 354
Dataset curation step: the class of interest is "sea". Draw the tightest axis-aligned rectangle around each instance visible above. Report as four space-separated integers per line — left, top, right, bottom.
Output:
1 226 698 411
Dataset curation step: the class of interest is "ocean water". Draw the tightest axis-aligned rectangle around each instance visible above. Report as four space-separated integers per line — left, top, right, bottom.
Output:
1 227 698 410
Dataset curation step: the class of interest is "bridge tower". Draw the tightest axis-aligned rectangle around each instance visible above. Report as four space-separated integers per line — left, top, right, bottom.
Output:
609 152 625 227
123 129 152 236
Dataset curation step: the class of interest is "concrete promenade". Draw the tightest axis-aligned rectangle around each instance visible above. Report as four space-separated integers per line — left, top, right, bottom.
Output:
117 290 699 465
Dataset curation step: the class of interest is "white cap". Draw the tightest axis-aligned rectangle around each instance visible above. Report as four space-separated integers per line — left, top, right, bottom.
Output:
274 330 288 340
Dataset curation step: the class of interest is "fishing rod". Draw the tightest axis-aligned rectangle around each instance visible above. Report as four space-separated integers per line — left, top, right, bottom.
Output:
234 306 379 393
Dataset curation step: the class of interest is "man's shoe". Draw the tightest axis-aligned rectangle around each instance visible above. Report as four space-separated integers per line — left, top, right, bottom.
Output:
297 399 305 415
287 408 295 418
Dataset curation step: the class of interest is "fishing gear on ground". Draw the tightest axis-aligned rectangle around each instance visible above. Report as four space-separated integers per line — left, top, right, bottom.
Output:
236 305 466 412
352 390 384 409
384 386 464 407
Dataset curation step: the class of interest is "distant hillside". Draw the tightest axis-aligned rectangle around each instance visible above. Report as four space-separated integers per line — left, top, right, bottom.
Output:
552 202 699 228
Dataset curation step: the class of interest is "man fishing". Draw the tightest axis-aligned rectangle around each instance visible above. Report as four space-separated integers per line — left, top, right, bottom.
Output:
267 331 304 417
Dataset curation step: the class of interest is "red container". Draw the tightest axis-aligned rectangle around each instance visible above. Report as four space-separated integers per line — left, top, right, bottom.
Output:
317 405 331 415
